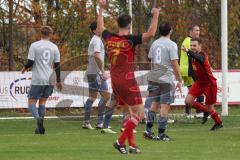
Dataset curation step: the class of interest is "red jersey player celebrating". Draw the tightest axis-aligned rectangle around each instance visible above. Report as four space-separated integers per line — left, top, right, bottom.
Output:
97 0 159 154
182 38 223 131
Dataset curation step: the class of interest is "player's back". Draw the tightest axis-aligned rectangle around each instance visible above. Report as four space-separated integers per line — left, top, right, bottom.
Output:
148 37 178 83
106 36 135 74
29 39 60 85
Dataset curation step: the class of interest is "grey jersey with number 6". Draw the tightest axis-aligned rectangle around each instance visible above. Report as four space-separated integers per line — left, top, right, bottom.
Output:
148 37 178 83
28 39 60 85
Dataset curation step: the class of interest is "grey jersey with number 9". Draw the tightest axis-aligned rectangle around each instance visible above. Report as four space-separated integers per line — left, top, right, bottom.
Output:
28 39 60 85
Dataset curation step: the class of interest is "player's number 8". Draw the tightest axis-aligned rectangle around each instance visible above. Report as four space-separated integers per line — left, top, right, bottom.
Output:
156 47 162 63
43 50 51 64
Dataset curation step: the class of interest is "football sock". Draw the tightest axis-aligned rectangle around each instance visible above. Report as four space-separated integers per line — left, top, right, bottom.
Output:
210 111 222 124
192 101 208 112
118 114 139 146
146 110 156 133
196 95 204 113
158 116 168 136
38 105 45 118
128 129 136 148
83 99 94 124
97 98 107 125
28 104 39 119
103 107 114 129
193 102 221 124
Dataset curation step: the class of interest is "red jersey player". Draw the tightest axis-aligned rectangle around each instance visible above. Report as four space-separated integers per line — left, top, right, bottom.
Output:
182 38 223 131
97 0 159 154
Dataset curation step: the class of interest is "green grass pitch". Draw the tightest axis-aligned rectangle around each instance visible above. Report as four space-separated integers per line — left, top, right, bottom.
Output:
0 108 240 160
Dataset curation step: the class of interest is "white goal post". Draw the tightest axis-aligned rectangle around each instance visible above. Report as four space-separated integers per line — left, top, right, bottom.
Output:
221 0 228 116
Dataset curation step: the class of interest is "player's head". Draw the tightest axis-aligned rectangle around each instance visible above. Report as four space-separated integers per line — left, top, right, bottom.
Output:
117 14 131 31
89 21 100 36
158 21 172 37
189 25 200 38
40 26 53 39
191 38 202 53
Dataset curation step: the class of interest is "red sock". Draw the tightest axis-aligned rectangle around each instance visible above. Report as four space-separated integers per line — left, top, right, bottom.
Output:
128 129 136 147
210 111 222 124
192 101 208 112
118 114 139 146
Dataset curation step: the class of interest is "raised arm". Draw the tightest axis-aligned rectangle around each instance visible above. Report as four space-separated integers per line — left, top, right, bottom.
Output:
97 0 106 34
181 46 205 64
187 50 205 64
142 8 160 43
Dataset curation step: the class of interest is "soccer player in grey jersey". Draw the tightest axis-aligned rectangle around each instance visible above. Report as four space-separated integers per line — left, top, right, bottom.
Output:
143 21 182 141
22 26 62 134
82 21 116 134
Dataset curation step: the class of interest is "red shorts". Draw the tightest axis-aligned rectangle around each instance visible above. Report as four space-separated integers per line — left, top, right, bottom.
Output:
189 81 217 105
112 78 143 106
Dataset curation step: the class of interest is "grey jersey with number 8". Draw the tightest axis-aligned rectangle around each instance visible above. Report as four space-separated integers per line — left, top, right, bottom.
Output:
28 39 60 85
148 37 178 83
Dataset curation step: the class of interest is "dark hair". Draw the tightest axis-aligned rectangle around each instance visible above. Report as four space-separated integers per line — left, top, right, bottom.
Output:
41 26 53 37
191 38 202 44
89 21 97 31
188 25 199 31
117 14 131 28
159 21 172 36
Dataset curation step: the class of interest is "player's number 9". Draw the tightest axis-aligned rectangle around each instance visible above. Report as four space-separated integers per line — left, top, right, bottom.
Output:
43 50 51 64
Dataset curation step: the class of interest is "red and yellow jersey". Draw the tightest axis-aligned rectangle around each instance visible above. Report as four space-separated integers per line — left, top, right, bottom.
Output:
102 30 142 81
102 30 143 105
192 51 216 84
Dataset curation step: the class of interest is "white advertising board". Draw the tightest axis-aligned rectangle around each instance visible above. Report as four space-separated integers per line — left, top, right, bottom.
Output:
0 70 240 108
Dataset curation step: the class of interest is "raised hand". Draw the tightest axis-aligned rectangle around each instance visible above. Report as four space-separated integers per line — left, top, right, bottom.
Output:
151 8 160 18
99 0 106 9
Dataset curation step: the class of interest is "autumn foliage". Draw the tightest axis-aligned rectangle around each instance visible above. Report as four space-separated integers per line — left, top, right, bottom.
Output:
0 0 239 71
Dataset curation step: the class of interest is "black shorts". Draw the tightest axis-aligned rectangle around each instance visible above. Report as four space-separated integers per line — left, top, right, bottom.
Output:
87 74 108 92
28 85 54 99
148 81 175 105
